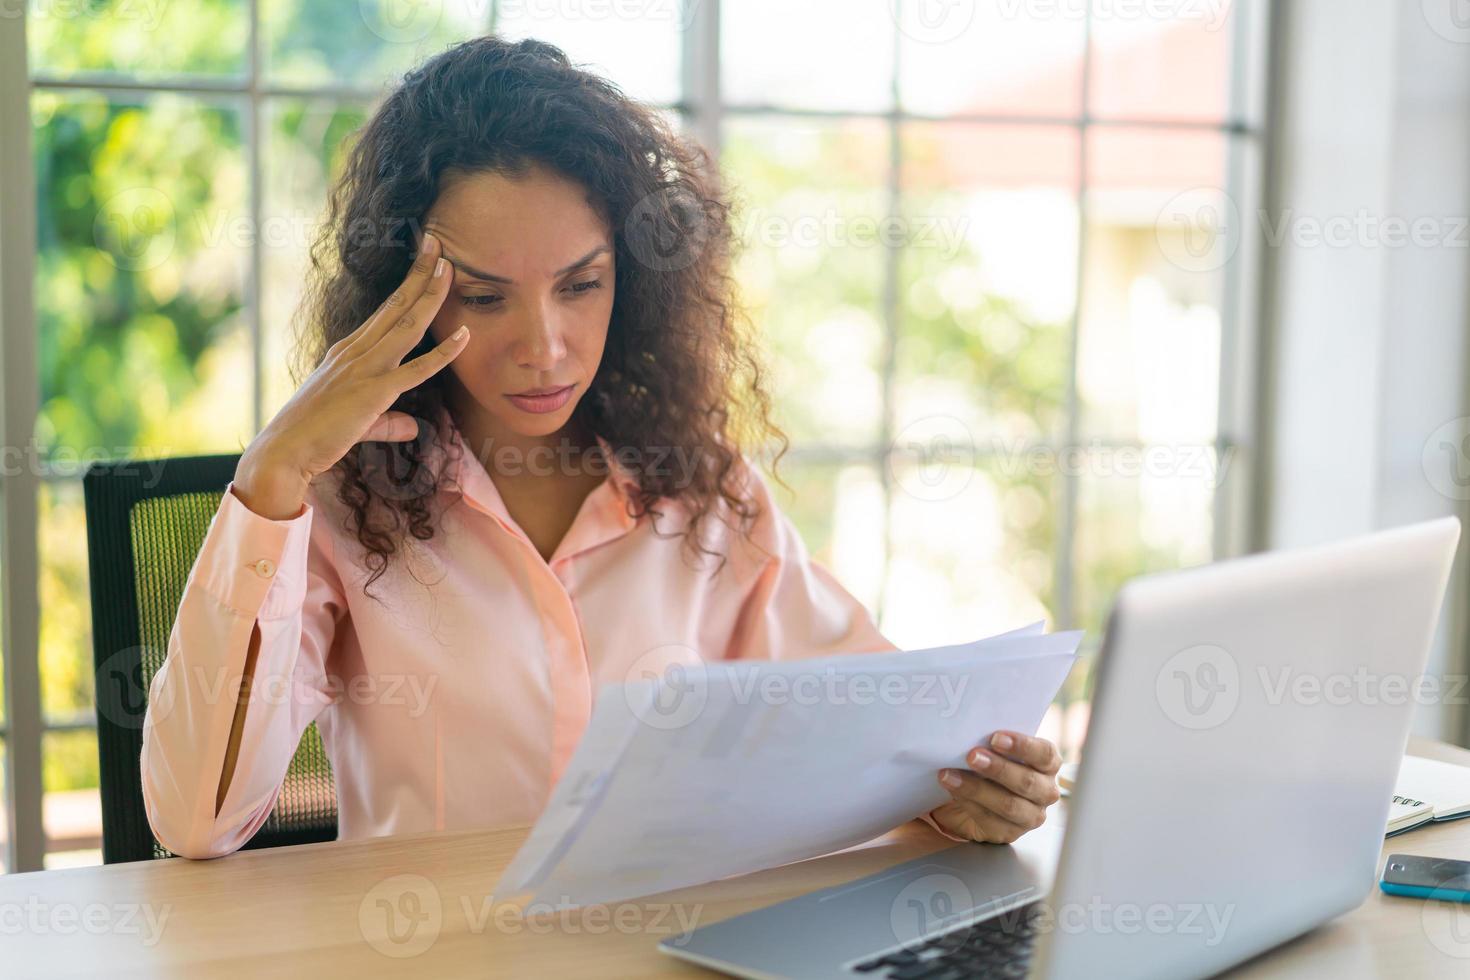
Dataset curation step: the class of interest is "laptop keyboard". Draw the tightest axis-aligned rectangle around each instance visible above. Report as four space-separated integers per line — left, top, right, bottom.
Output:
851 900 1042 979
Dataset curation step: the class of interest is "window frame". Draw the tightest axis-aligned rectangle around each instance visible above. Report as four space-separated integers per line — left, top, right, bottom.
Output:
1 0 1271 873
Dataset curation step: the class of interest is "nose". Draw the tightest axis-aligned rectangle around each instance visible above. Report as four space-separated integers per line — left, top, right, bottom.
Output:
511 299 567 372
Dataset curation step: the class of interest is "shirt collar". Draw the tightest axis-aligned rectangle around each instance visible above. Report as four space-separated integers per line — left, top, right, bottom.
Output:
433 405 641 541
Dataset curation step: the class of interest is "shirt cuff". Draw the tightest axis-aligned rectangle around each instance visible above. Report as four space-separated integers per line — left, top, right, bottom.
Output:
920 807 970 844
194 482 313 617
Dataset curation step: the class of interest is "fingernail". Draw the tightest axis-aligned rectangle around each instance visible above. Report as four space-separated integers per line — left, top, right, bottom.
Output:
970 749 992 769
452 325 468 341
992 733 1013 751
423 232 437 248
434 257 446 278
940 771 962 788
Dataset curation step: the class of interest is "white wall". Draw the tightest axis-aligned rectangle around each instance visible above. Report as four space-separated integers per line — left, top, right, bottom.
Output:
1265 0 1470 740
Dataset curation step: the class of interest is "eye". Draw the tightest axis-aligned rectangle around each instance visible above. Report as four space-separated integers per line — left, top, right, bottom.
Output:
459 294 502 310
566 278 603 296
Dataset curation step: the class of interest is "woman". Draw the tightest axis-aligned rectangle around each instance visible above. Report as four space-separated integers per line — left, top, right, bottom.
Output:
141 35 1062 860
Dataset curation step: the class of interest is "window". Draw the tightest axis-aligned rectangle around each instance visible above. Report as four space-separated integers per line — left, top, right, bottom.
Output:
716 0 1269 756
1 0 1271 872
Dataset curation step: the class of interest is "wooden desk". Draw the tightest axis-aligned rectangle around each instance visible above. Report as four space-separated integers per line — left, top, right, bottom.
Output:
5 738 1470 978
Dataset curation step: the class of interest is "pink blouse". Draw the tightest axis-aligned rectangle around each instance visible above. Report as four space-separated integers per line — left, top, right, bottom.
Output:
139 415 938 859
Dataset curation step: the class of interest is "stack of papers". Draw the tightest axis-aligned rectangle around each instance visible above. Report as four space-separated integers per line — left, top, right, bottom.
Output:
495 624 1081 907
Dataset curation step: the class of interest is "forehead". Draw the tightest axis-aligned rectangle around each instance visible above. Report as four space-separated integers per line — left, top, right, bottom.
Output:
423 166 612 278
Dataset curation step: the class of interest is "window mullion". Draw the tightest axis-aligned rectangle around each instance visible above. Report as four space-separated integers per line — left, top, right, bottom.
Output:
680 0 721 159
0 5 45 875
875 9 903 629
1055 6 1094 636
247 0 265 433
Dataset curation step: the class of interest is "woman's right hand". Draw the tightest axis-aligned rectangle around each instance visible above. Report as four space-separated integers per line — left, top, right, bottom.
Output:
233 232 470 520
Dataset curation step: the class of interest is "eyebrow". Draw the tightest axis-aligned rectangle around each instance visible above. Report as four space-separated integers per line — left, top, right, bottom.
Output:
443 245 611 285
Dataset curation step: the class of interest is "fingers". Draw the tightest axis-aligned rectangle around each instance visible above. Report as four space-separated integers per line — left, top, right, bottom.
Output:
367 247 456 367
347 233 445 356
386 323 470 392
931 734 1063 845
929 796 1034 845
965 745 1062 808
359 411 422 443
939 769 1048 831
990 731 1063 776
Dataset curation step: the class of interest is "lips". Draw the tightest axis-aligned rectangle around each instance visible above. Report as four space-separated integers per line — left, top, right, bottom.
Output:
504 383 575 415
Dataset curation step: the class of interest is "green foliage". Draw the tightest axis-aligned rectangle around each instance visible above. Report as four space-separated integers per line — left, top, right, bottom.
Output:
43 731 99 796
28 0 247 78
21 11 1221 798
33 91 250 461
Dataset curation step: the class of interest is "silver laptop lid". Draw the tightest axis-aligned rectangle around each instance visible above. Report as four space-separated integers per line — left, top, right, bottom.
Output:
1032 517 1460 980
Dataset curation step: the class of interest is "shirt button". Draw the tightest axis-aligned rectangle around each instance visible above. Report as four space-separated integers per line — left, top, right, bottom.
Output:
252 558 277 579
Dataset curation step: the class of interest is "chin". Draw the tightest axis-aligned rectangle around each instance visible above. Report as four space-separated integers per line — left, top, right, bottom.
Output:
507 412 572 436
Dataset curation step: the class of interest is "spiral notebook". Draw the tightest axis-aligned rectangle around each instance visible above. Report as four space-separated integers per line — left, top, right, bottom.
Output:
1387 755 1470 836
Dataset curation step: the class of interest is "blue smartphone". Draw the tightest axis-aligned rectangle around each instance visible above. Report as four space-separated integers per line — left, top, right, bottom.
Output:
1380 853 1470 902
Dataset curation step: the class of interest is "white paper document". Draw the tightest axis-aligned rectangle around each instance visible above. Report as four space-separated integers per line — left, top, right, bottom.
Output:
495 624 1082 907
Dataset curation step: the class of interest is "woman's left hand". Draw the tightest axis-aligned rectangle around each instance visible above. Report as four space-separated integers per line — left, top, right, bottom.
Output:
930 731 1063 844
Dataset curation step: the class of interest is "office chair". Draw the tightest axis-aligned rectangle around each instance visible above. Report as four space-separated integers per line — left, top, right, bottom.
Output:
83 454 337 863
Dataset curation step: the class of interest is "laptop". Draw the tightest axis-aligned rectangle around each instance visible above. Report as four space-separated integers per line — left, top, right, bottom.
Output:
659 517 1461 980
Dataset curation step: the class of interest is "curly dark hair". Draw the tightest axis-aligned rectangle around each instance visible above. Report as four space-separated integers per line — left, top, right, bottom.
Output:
291 35 787 597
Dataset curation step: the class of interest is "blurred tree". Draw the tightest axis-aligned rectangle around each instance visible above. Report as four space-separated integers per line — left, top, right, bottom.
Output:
21 5 1204 797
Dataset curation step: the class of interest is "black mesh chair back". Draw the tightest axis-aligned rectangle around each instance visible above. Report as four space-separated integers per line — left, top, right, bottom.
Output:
83 454 337 863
